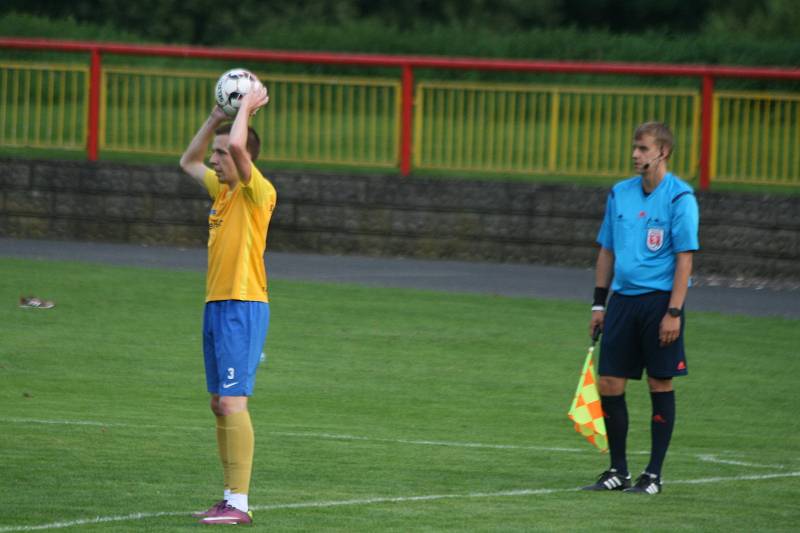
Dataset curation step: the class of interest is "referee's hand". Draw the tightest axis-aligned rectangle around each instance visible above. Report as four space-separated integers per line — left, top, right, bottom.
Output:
659 315 681 346
589 310 604 340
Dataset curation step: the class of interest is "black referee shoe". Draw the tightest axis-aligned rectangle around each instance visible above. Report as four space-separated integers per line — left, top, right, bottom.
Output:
624 472 662 495
582 468 631 491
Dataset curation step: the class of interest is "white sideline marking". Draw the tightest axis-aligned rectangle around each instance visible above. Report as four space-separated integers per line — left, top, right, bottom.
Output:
1 472 798 532
2 417 204 432
7 418 795 462
3 418 586 453
0 512 183 533
669 471 800 484
697 454 786 469
272 430 586 453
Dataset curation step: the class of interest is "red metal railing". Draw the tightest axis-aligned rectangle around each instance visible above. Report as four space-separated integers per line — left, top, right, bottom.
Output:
87 49 102 161
2 37 800 190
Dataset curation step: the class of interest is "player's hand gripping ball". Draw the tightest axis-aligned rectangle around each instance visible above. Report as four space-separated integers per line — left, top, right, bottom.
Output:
215 68 264 117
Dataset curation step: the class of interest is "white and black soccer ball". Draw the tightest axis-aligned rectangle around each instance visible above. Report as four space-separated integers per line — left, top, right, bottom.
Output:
214 68 261 117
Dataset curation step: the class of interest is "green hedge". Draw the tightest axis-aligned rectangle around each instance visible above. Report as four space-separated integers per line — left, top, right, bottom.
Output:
1 12 798 90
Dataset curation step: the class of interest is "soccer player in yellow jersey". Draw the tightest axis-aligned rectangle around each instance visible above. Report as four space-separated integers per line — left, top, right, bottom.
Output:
180 82 274 526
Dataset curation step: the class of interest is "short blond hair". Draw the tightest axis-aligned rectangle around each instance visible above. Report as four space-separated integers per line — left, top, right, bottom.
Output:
634 122 674 159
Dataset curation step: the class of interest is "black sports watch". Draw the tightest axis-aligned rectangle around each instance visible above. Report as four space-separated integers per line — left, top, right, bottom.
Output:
667 307 682 317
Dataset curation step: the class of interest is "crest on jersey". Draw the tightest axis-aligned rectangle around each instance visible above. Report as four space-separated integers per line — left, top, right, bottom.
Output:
646 228 664 251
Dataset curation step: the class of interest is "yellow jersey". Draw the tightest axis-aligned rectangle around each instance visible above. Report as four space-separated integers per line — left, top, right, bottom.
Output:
202 165 277 303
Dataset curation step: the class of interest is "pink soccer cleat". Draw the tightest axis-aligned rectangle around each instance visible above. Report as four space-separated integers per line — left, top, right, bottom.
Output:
198 503 253 525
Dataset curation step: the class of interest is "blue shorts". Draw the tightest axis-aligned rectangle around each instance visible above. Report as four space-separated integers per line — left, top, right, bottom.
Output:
203 300 270 396
599 291 688 379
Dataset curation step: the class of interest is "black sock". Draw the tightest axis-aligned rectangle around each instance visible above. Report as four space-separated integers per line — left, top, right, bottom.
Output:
647 390 676 477
601 394 628 476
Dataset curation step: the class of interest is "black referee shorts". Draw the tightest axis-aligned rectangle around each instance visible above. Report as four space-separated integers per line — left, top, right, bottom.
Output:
599 291 688 379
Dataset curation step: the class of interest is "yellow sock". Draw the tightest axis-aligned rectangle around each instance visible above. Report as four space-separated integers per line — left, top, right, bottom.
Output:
215 415 230 492
218 410 254 496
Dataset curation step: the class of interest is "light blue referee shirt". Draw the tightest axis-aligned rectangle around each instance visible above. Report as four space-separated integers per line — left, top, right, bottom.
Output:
597 172 700 295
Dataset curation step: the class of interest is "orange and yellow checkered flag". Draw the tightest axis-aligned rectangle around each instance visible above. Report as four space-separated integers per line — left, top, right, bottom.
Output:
567 336 608 452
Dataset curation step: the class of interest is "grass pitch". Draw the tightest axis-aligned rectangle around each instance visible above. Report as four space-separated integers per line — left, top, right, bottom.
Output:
1 258 798 532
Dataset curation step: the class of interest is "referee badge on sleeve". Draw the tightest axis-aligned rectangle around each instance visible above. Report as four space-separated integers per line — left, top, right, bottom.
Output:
646 228 664 251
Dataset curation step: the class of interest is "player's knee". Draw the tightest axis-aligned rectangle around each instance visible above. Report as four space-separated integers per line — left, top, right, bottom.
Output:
647 376 673 392
217 396 248 416
598 376 626 396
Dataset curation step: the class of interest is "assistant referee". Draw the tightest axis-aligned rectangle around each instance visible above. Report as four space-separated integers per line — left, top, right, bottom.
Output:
584 121 700 495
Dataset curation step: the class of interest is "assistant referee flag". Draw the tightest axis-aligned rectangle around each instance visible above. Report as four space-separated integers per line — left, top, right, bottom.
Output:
567 337 608 452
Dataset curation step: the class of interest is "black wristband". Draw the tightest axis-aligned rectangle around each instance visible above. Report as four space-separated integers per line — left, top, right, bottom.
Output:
593 286 609 307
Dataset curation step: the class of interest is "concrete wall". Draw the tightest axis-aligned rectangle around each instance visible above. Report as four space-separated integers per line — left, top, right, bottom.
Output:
1 158 798 280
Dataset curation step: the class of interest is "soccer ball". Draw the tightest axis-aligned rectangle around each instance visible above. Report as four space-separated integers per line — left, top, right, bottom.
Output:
214 68 261 117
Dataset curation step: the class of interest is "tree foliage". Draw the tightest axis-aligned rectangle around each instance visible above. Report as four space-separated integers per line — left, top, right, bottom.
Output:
705 0 800 38
2 0 796 44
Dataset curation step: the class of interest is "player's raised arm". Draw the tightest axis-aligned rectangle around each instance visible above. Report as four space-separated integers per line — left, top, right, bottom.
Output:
228 83 269 186
180 106 228 184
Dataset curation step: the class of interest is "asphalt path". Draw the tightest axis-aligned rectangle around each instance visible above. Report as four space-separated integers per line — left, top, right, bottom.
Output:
1 238 798 319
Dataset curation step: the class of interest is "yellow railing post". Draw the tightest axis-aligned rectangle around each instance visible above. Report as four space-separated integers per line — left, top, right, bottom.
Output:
548 88 560 173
